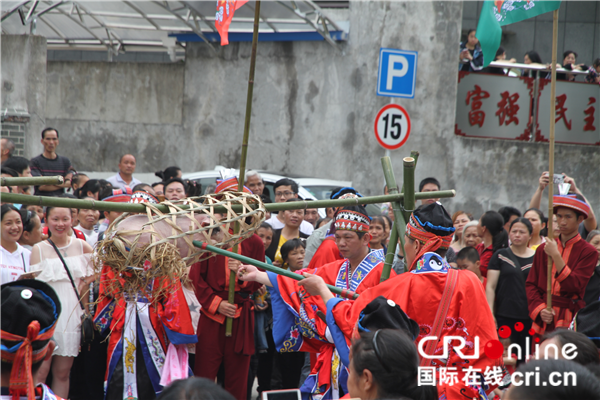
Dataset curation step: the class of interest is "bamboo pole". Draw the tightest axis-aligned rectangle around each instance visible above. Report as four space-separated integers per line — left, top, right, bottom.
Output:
400 152 419 199
193 241 359 300
380 157 408 281
397 151 419 272
546 9 559 311
402 158 416 223
0 190 456 214
1 176 63 186
226 0 262 336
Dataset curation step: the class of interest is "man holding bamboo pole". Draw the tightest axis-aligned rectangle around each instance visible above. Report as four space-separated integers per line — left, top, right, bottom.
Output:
189 177 265 400
526 195 598 338
238 205 393 399
295 203 504 399
306 188 363 269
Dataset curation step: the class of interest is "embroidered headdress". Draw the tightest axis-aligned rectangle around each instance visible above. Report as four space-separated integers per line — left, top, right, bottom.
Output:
334 206 370 233
553 194 590 219
129 190 159 204
215 177 252 194
102 194 132 203
405 202 455 271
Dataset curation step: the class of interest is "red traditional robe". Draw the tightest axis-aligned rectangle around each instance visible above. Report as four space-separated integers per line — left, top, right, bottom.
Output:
327 253 504 400
189 234 264 400
269 249 393 399
308 236 343 270
526 234 598 336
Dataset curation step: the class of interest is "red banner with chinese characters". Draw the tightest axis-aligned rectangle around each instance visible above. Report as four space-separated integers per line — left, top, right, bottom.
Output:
215 0 248 46
456 72 600 145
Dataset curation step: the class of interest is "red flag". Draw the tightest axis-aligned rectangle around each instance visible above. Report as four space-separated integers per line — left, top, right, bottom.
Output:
215 0 248 46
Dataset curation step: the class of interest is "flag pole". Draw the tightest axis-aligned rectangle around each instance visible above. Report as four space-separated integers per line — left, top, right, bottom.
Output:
546 8 559 312
226 0 261 337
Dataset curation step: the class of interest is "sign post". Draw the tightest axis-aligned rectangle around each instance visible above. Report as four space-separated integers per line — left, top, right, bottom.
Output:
374 104 411 151
377 48 418 98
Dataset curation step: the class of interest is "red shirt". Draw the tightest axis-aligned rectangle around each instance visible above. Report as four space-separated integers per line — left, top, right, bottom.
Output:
526 234 598 336
477 242 494 278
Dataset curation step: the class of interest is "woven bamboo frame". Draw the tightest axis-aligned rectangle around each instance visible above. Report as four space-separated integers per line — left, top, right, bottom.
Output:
93 192 265 299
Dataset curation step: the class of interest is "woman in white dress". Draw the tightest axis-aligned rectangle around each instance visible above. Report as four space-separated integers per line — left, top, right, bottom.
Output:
30 206 93 399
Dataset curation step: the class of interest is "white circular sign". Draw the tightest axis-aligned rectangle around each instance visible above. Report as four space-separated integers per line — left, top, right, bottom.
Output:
374 104 411 150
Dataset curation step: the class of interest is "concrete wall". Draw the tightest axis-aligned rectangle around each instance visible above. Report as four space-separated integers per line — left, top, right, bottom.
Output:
4 1 599 219
45 62 185 172
1 35 47 156
182 0 463 191
462 1 600 68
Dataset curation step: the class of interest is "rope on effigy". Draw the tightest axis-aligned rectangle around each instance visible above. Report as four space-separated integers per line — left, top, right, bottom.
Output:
93 192 265 300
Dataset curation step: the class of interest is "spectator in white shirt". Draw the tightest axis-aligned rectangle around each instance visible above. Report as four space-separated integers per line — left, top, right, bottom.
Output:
264 178 314 236
107 154 142 192
76 197 100 246
1 204 31 284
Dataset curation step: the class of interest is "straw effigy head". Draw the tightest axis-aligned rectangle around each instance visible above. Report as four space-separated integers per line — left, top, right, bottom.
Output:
93 191 264 300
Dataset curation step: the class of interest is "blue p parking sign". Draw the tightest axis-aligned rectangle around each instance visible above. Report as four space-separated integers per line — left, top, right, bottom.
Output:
377 48 418 99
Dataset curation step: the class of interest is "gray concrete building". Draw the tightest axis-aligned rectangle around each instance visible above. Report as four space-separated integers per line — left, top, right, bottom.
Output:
2 1 598 218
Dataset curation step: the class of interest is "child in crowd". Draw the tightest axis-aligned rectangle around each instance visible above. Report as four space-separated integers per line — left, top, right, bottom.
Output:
280 238 306 272
456 246 485 287
254 223 275 353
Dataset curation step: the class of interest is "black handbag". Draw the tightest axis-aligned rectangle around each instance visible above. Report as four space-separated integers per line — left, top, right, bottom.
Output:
48 239 96 348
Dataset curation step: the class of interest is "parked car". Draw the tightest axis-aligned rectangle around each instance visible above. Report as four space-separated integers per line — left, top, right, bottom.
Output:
183 167 383 218
182 167 352 204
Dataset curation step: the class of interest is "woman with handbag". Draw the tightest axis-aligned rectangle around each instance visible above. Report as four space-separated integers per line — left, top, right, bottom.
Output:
30 206 94 399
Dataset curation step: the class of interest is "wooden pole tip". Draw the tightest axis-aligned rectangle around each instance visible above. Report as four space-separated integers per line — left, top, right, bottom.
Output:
403 157 415 165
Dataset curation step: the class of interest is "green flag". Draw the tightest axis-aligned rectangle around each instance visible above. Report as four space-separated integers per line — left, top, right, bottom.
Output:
476 1 561 67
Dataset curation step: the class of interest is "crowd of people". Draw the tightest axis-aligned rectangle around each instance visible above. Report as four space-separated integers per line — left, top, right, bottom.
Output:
1 128 600 400
459 28 600 84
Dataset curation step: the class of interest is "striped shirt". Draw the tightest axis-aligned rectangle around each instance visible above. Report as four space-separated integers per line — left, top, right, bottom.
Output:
30 154 72 196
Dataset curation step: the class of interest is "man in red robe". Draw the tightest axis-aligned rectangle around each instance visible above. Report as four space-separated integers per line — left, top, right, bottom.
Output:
297 203 505 400
239 205 394 399
526 194 598 338
189 177 265 400
304 188 362 269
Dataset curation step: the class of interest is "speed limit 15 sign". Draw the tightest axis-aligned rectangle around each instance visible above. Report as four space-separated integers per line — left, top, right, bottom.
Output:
374 104 411 150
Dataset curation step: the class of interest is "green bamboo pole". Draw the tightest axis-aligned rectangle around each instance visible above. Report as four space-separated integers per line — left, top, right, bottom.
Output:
380 156 407 282
193 241 359 300
398 152 419 274
399 151 419 195
402 157 416 222
0 191 456 214
1 176 63 186
226 0 262 336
